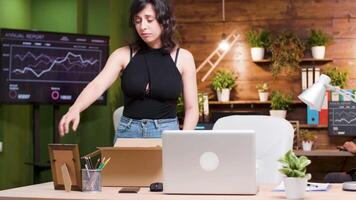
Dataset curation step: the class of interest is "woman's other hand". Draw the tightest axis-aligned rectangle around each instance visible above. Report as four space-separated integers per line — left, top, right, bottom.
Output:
58 107 80 137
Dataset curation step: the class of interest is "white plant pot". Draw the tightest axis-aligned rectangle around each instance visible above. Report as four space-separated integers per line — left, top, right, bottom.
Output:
251 47 265 61
284 177 307 200
258 92 269 102
269 110 287 119
302 141 313 151
217 88 230 102
311 46 325 59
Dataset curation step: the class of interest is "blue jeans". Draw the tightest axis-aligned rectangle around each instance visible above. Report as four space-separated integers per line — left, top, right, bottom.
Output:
114 116 179 144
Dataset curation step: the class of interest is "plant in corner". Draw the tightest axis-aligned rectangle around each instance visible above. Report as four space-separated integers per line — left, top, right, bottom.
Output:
246 29 271 61
279 150 311 200
299 129 317 151
269 91 293 119
307 29 333 59
256 82 269 102
211 70 237 102
323 65 348 89
269 31 305 77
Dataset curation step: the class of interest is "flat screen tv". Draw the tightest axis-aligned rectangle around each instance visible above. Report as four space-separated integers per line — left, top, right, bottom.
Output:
328 101 356 136
0 28 109 104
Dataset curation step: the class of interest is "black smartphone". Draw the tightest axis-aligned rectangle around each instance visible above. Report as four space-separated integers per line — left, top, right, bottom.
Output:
118 187 140 193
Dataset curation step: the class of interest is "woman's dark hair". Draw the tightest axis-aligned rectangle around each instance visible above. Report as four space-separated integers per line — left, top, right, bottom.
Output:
129 0 177 53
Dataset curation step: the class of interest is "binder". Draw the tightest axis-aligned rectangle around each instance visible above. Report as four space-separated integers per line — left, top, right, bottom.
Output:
314 68 320 82
307 106 319 125
342 89 353 101
331 91 339 101
301 68 307 90
307 67 314 88
319 91 329 126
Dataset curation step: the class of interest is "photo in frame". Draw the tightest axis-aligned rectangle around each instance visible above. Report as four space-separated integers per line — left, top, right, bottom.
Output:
48 144 82 191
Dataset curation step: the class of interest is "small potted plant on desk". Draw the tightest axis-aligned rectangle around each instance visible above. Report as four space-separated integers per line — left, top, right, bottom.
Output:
246 29 271 61
279 150 311 200
300 129 317 151
307 29 332 59
270 91 293 119
211 70 237 102
256 82 269 102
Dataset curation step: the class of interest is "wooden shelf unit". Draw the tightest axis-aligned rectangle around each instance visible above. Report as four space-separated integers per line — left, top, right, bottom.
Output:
299 124 328 129
253 58 333 63
294 149 354 157
209 100 304 105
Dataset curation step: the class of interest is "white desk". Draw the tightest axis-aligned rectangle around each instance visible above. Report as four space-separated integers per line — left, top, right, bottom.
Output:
0 182 355 200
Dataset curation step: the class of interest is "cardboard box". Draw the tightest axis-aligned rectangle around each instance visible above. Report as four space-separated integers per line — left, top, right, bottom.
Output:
85 139 162 187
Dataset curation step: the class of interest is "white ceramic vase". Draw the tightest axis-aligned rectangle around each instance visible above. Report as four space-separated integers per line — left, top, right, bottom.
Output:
251 47 265 61
311 46 325 59
284 177 307 200
217 88 230 102
302 141 313 151
258 92 269 102
269 110 287 119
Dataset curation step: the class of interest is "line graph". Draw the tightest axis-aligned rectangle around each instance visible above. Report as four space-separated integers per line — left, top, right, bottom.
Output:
328 101 356 136
9 45 102 83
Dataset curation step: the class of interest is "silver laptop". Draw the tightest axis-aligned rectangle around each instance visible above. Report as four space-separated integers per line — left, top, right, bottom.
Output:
162 130 258 195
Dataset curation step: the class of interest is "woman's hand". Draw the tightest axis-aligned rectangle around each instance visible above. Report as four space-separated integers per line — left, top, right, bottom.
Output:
58 107 80 137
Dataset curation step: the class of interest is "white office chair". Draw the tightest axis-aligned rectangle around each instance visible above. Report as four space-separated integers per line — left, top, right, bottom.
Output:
113 106 124 131
213 115 294 184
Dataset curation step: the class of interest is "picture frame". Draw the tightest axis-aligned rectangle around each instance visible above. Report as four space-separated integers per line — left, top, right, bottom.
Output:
48 144 82 191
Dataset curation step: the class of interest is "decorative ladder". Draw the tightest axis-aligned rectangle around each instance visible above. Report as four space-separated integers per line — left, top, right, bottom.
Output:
196 30 240 82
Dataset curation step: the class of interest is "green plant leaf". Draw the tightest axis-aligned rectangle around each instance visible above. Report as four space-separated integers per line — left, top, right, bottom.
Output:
269 31 304 77
211 70 237 90
323 65 348 89
246 29 271 48
307 29 333 47
270 91 293 110
278 150 311 178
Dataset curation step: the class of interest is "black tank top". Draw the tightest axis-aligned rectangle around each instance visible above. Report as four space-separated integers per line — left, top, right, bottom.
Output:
120 47 183 119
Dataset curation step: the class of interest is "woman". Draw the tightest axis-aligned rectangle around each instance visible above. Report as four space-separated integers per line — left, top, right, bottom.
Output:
58 0 199 141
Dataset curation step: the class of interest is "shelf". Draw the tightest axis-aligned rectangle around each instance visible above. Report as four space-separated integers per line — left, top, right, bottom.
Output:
209 100 304 105
294 150 354 157
299 124 328 129
253 58 333 63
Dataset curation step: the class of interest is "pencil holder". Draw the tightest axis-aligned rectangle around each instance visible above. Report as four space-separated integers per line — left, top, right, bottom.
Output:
81 169 102 192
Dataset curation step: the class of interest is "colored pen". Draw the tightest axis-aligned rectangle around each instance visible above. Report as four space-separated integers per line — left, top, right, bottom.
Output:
99 157 111 170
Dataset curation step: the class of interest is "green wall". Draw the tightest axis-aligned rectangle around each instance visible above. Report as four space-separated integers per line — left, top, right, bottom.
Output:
0 0 131 190
0 0 33 190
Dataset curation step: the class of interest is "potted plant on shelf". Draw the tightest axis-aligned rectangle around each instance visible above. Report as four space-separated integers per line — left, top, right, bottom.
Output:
246 29 271 61
269 31 305 77
300 129 317 151
323 65 348 89
270 91 293 119
279 150 311 200
211 70 237 102
307 29 333 59
256 82 269 102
